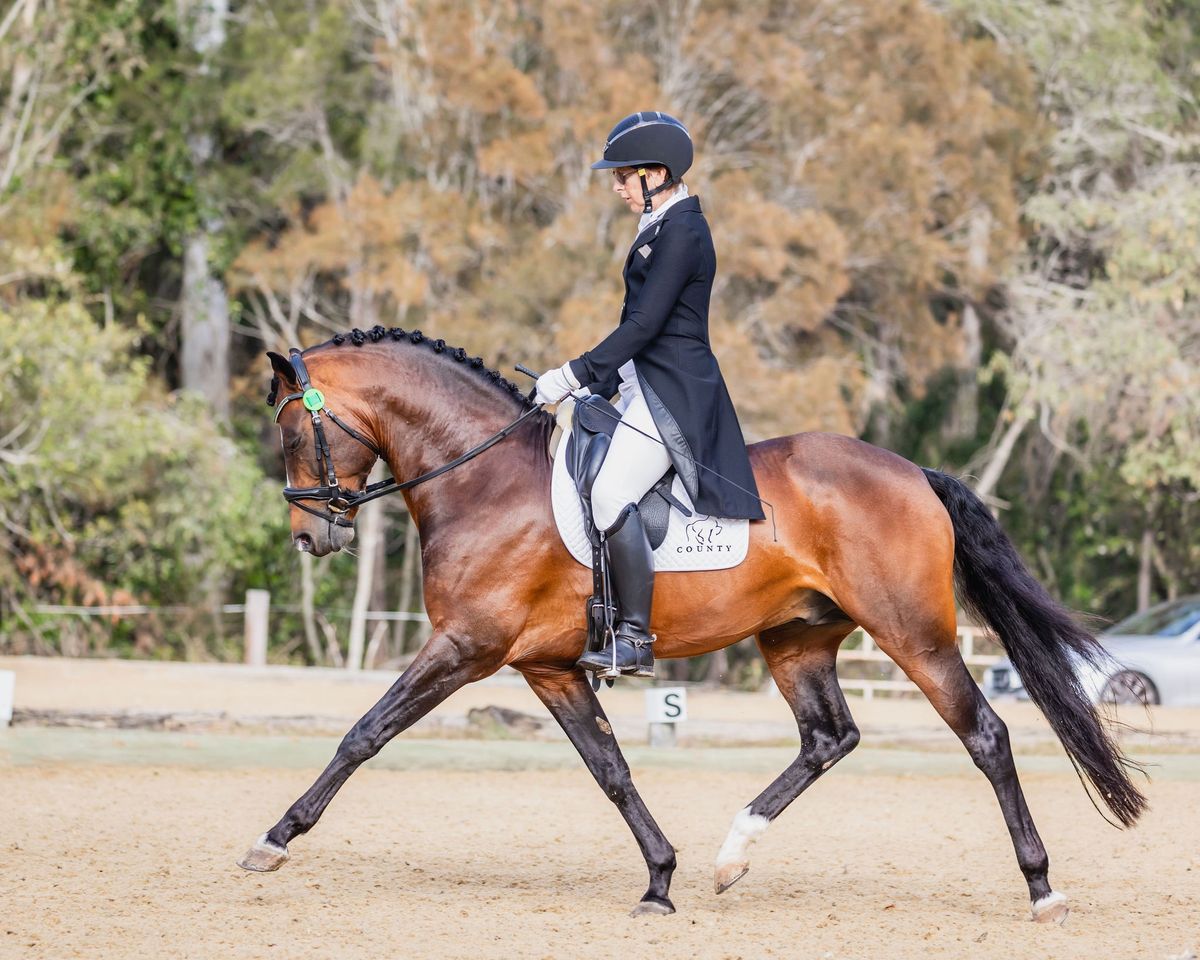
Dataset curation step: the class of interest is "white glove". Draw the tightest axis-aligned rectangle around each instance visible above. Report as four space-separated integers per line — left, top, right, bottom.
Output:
535 361 585 405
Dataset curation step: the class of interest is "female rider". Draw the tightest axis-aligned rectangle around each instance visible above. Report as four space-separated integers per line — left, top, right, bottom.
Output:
536 111 764 680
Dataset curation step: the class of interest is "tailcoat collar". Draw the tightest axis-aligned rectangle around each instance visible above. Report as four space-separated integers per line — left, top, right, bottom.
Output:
628 195 702 254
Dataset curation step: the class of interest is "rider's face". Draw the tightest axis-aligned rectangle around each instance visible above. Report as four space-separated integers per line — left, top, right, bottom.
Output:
611 166 668 213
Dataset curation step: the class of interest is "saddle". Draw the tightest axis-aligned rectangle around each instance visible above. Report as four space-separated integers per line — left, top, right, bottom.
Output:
562 394 691 661
563 395 690 549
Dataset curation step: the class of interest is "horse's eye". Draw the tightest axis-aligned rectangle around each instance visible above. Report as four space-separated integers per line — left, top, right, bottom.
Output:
285 433 304 453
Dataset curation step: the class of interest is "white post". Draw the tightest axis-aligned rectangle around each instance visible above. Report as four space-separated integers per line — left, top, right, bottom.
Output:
860 629 877 700
243 589 270 667
0 670 14 727
961 626 975 660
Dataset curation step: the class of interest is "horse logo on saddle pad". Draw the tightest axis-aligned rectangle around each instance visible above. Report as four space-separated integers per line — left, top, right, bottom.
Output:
550 395 749 572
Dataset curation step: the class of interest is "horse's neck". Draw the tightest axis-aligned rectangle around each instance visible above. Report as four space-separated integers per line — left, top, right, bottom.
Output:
377 364 537 536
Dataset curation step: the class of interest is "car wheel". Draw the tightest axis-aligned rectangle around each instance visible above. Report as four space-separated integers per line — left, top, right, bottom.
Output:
1100 671 1159 706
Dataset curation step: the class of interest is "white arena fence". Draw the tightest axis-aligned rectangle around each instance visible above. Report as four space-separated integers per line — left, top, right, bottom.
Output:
834 625 1001 699
27 595 1000 696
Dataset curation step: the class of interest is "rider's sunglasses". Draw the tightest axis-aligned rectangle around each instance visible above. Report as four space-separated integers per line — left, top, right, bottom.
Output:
611 168 640 186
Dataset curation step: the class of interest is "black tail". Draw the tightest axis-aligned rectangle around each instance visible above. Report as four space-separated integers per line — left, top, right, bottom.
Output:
922 468 1147 827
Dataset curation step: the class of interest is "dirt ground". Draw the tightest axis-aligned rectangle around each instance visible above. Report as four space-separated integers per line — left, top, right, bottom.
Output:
1 658 1198 960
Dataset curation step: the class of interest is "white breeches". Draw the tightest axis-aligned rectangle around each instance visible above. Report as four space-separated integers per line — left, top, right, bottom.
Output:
591 389 672 530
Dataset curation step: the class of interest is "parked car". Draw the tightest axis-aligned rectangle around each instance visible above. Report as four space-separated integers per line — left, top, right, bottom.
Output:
983 595 1200 706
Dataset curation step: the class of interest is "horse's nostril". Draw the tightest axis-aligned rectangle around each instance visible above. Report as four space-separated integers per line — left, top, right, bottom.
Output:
294 533 313 553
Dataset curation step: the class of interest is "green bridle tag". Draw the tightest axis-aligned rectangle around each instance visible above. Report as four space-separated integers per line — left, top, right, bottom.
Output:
302 388 325 411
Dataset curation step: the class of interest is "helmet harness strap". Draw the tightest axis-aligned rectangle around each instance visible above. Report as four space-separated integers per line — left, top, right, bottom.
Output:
637 167 677 215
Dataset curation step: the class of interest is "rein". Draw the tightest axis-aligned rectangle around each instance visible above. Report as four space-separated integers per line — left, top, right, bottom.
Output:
274 348 543 525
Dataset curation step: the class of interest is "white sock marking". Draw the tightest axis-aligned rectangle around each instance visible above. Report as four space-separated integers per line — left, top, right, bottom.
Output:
715 807 770 867
254 833 287 854
1031 891 1067 913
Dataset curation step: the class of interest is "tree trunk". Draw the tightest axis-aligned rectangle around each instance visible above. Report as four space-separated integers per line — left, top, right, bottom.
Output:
975 406 1033 502
863 343 894 448
362 621 388 672
1150 540 1179 602
1137 527 1153 612
363 504 391 669
944 301 981 443
944 209 990 444
394 509 420 655
317 611 343 668
0 0 41 200
346 463 387 670
178 0 230 421
704 646 729 685
299 552 322 664
180 232 231 419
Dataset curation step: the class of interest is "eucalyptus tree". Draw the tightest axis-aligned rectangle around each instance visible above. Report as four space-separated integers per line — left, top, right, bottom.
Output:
945 0 1200 609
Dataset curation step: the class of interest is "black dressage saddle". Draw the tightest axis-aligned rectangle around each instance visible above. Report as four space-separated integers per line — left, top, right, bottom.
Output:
564 394 690 548
564 394 691 660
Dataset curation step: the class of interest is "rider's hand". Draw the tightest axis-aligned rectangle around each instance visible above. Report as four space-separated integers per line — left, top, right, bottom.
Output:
535 362 585 405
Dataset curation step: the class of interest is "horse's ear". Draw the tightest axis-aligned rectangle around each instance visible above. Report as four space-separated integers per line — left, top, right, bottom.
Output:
267 351 296 386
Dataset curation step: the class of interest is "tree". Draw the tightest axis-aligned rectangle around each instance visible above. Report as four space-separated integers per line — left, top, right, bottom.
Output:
0 301 281 654
946 0 1200 610
177 0 232 421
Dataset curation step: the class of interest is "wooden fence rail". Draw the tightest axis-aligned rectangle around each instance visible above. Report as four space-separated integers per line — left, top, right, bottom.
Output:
836 625 1000 699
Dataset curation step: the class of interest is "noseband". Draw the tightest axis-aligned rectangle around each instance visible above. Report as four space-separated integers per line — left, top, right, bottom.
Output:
273 348 544 526
273 349 390 527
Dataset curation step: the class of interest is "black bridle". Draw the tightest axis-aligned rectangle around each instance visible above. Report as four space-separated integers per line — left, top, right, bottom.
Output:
273 348 544 526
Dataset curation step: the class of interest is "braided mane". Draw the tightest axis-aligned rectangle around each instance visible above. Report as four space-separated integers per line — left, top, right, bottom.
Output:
266 325 535 409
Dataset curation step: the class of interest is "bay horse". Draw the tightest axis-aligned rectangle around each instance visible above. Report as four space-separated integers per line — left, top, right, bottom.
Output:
239 325 1145 923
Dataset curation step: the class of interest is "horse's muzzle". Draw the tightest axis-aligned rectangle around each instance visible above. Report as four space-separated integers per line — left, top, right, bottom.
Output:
292 523 355 557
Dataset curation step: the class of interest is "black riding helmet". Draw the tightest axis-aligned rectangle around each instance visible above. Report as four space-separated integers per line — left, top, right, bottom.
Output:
591 111 694 214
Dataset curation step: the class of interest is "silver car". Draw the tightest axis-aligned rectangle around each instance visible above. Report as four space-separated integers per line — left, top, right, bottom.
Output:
983 595 1200 706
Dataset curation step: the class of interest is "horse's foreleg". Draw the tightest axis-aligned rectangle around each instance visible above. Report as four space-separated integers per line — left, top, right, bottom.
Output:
238 631 494 872
714 620 859 895
520 665 677 916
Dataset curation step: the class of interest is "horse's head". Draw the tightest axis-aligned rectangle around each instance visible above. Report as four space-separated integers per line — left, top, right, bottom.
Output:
267 349 380 556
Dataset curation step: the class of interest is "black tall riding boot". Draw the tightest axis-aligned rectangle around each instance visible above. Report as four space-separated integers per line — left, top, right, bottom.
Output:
577 503 656 679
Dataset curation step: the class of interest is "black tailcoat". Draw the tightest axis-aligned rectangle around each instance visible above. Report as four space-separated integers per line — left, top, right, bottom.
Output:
568 196 765 521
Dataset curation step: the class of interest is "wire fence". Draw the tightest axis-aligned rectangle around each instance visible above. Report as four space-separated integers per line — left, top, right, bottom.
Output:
10 597 431 668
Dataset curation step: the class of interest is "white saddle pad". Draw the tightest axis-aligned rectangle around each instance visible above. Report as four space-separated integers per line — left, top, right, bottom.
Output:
551 441 749 571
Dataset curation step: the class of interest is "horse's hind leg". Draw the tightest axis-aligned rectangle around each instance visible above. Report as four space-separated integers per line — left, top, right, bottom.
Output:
238 630 496 872
870 624 1067 924
714 620 859 894
520 665 677 916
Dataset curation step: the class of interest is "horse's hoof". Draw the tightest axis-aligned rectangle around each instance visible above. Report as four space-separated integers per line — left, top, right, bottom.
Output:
1031 891 1069 925
237 834 290 873
714 861 749 895
630 898 674 917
